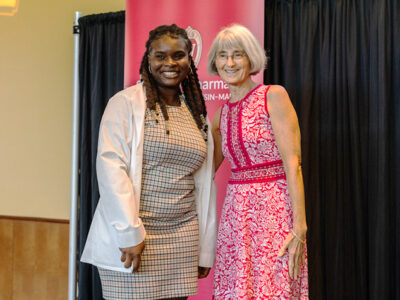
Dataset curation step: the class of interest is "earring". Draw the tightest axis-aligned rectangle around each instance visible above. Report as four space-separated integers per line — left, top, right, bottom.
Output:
148 65 152 74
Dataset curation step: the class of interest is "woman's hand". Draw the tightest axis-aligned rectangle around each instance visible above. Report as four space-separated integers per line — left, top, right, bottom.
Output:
277 229 306 280
120 241 145 273
198 266 211 279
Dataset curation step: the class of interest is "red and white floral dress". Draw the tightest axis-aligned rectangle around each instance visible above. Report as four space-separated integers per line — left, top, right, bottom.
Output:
213 85 309 299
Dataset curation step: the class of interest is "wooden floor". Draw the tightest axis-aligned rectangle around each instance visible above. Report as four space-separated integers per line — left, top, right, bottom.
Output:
0 217 69 300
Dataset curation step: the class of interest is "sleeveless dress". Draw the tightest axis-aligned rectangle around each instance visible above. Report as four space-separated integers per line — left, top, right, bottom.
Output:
213 85 309 299
98 98 207 300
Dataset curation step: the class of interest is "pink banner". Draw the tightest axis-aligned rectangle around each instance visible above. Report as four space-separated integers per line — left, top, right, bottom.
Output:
125 0 265 298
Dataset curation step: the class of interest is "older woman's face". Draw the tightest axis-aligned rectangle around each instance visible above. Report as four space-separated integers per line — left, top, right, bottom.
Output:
148 35 190 90
215 47 251 86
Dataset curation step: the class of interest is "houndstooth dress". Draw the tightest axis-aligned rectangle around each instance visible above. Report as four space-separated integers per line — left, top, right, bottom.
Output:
98 98 207 299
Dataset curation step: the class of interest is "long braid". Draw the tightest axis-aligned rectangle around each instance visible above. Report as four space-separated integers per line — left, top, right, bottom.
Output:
139 24 208 140
139 53 158 111
188 60 208 131
189 60 207 120
181 60 208 139
182 69 203 128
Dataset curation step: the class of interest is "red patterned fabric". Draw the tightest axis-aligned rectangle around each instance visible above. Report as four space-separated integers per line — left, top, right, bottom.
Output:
213 85 309 299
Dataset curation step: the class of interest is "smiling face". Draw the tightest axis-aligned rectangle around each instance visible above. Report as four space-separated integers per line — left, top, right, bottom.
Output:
215 47 251 86
148 35 190 91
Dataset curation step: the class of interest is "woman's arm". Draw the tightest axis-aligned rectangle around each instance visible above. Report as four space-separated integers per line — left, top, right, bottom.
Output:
97 94 146 271
267 85 307 279
212 107 225 171
194 117 217 272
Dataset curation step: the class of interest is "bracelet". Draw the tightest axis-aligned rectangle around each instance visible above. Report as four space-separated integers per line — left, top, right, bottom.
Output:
291 230 306 244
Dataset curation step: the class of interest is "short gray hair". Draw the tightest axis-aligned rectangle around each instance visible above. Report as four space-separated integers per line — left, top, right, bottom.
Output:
207 24 267 76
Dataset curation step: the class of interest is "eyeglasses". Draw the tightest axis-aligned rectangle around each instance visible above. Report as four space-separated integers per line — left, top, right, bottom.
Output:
216 51 247 63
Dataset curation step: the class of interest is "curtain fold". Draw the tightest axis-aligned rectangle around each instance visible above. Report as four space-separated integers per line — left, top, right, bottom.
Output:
77 11 125 300
265 1 400 299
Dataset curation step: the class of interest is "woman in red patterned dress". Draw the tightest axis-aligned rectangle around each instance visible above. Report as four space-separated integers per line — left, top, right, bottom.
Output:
207 24 309 299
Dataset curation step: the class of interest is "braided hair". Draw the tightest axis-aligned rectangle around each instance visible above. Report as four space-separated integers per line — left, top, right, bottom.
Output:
139 24 208 141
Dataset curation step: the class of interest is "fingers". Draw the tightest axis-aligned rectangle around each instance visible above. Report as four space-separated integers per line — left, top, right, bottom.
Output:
120 251 142 271
293 244 300 279
293 251 299 280
279 233 304 279
277 246 285 257
131 255 142 273
288 245 295 279
289 241 305 279
277 232 307 280
119 241 146 271
300 249 305 266
124 254 134 269
120 251 126 263
198 267 211 279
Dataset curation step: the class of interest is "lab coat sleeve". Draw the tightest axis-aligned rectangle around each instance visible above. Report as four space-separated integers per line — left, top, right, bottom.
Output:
195 117 218 267
96 94 146 248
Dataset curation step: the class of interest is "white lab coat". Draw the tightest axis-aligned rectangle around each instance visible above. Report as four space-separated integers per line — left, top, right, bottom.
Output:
81 83 217 272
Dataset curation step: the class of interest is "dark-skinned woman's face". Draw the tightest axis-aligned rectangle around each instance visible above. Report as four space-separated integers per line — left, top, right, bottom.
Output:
148 35 190 89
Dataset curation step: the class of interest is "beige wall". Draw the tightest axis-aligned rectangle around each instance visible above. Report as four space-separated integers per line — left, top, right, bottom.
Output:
0 0 125 219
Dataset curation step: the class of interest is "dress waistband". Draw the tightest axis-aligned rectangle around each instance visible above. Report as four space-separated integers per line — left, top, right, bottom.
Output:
229 160 286 184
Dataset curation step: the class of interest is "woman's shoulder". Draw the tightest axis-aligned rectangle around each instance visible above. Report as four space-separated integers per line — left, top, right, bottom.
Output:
103 83 146 119
250 84 275 100
265 84 288 98
265 85 294 114
113 82 145 99
107 83 146 106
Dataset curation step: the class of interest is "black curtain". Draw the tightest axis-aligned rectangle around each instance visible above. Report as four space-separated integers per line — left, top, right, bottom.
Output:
77 11 125 300
264 1 400 299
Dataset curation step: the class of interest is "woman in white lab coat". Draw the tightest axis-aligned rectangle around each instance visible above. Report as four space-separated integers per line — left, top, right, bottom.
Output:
81 24 217 300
